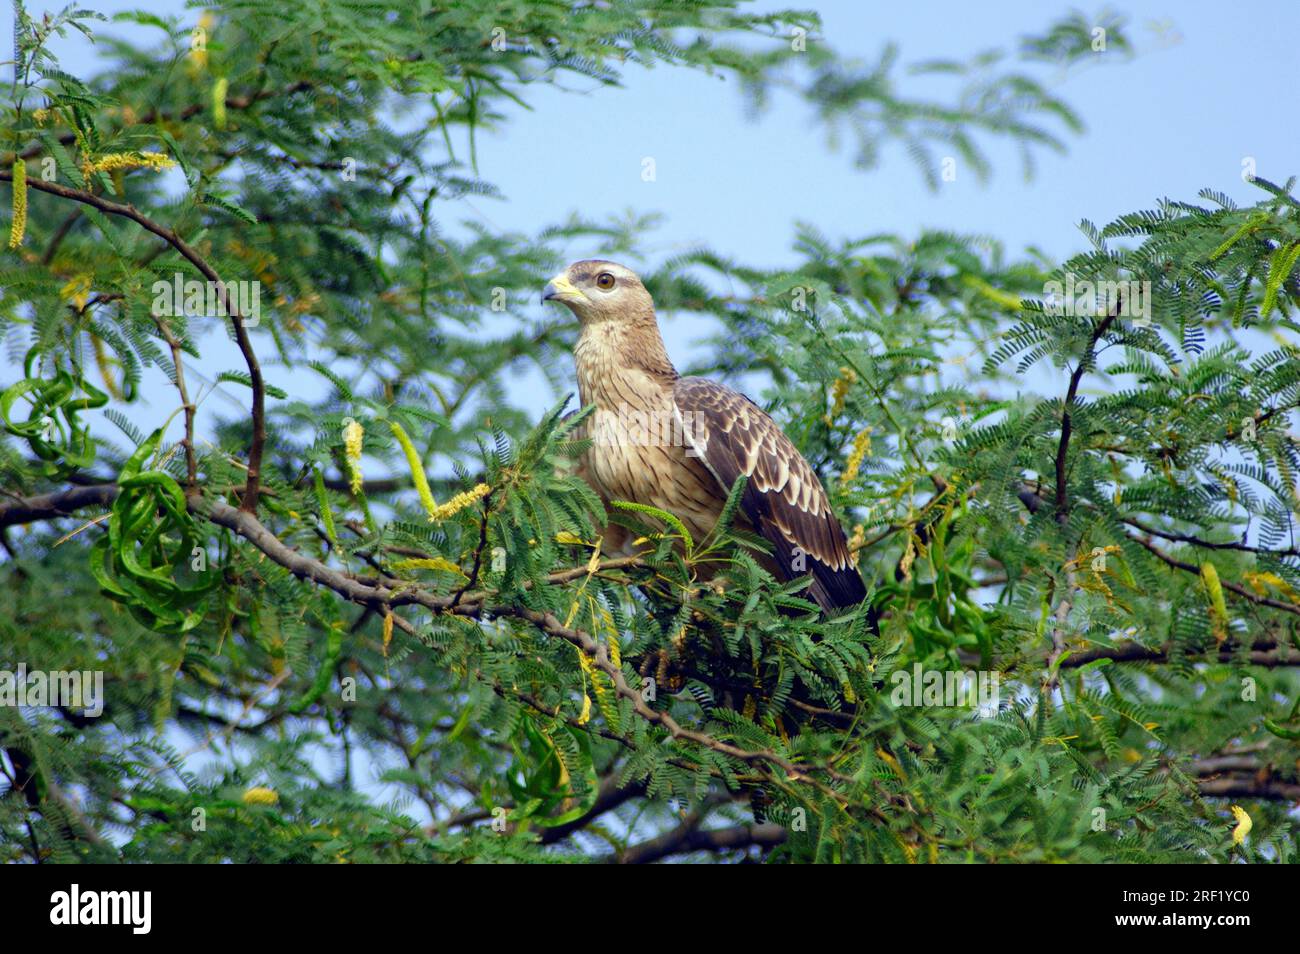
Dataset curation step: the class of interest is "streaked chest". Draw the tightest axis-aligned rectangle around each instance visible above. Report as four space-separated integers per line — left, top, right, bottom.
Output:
573 327 720 534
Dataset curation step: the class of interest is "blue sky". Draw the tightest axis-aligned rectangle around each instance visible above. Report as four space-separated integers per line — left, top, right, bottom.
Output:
473 0 1297 262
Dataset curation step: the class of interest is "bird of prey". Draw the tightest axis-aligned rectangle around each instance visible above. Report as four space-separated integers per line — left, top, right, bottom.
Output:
543 260 866 614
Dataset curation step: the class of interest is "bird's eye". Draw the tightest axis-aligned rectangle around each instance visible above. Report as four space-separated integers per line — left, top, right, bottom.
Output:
595 272 616 290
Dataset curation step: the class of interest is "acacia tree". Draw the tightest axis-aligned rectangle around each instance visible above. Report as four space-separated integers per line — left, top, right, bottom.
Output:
1 2 1296 863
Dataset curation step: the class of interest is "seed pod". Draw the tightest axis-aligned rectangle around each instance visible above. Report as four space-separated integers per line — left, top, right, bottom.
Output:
1201 561 1228 643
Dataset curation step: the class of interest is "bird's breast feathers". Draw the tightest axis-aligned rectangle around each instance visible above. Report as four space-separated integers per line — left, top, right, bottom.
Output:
583 404 723 541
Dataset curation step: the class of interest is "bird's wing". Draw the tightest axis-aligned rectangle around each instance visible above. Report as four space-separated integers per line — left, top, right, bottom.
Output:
672 376 866 612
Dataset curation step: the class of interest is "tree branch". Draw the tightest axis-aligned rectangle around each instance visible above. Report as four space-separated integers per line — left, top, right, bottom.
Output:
1046 307 1120 687
1131 532 1300 617
1126 516 1300 558
153 315 198 490
187 497 859 795
1053 309 1119 521
1197 775 1300 802
0 484 118 527
1056 637 1299 668
0 169 267 514
607 815 787 863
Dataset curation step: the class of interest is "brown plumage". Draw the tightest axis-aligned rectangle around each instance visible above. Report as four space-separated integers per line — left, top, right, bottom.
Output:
543 259 866 613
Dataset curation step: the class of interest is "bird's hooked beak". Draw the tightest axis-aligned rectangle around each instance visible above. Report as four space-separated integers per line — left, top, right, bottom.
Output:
542 272 587 306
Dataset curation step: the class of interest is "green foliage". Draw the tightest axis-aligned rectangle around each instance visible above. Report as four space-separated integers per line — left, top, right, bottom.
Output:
0 1 1296 864
1 347 107 476
89 427 219 634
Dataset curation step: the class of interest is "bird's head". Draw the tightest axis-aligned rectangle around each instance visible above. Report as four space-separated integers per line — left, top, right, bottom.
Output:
541 260 653 324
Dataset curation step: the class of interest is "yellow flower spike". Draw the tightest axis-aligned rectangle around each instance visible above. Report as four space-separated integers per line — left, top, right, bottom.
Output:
213 77 229 129
428 483 491 522
1244 570 1300 602
840 426 873 486
378 418 487 523
1201 562 1228 644
8 158 27 249
829 365 857 416
343 419 364 495
1230 805 1252 846
577 692 592 725
242 786 278 806
388 420 439 518
80 152 177 178
382 610 393 657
